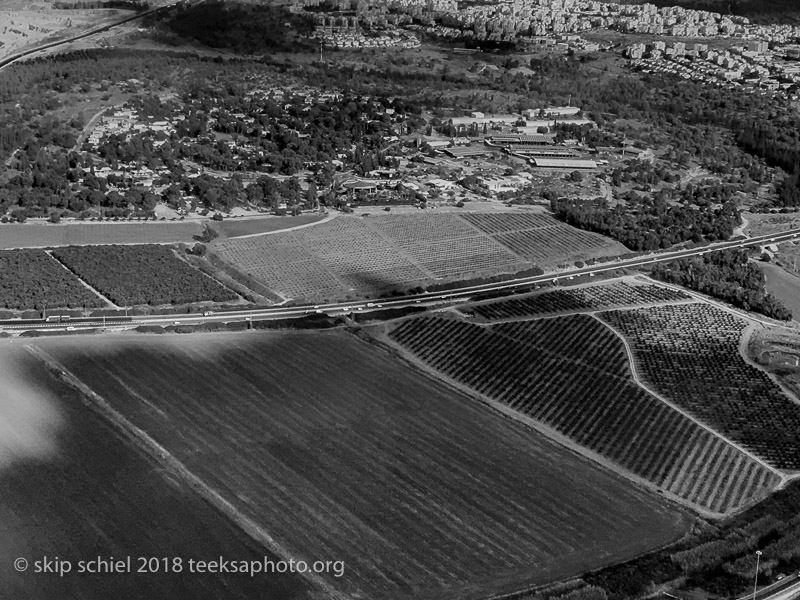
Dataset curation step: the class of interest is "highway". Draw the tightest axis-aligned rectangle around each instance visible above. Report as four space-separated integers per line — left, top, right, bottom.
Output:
736 572 800 600
0 1 193 72
2 226 799 334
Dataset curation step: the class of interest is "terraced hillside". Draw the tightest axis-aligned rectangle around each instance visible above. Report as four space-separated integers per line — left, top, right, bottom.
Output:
212 212 625 301
599 304 800 470
388 313 781 514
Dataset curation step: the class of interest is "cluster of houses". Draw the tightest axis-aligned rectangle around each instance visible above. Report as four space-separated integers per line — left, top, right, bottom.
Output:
295 0 800 46
628 40 800 98
312 26 420 49
85 107 176 148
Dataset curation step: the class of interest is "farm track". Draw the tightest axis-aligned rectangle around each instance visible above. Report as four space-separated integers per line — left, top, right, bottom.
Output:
45 249 118 309
224 212 336 239
0 248 107 311
212 212 623 301
593 312 786 503
598 304 800 471
377 320 725 518
23 344 344 600
386 309 782 515
26 331 689 600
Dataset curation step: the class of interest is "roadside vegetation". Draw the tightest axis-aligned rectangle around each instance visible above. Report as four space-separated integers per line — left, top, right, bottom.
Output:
583 478 800 599
651 249 793 321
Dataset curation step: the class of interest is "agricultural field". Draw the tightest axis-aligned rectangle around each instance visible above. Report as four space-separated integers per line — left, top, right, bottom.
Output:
0 249 105 311
210 234 351 302
51 245 237 307
461 212 626 265
598 304 800 470
465 281 694 320
293 218 432 290
212 212 625 301
387 314 780 514
30 331 691 600
0 222 202 249
368 213 525 278
0 343 310 600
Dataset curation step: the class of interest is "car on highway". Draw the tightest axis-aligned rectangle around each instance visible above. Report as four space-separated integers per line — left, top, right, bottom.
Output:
203 310 214 316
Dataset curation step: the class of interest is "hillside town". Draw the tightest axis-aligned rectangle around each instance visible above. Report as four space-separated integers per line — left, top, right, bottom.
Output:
627 40 800 98
294 0 800 44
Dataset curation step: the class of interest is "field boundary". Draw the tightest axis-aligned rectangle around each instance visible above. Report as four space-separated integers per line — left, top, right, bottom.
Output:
591 311 787 489
24 344 346 600
364 324 718 519
225 212 335 239
170 247 251 306
45 249 118 309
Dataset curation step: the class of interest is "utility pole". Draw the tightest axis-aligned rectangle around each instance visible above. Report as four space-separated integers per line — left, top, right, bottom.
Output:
752 550 762 600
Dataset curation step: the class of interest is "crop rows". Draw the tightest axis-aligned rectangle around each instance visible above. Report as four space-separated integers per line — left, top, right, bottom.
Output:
214 234 346 300
460 212 621 264
599 304 800 470
0 249 105 310
52 245 237 306
389 314 779 513
215 214 536 300
470 283 693 320
40 332 693 598
460 212 560 234
494 228 610 262
367 214 524 278
369 213 480 245
213 213 628 301
294 219 428 293
401 237 523 278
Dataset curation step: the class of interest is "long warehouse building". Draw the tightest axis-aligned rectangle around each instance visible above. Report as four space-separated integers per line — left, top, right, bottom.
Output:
531 158 598 169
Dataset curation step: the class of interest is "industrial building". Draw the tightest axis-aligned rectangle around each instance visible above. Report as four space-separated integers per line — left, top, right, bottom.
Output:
531 158 598 169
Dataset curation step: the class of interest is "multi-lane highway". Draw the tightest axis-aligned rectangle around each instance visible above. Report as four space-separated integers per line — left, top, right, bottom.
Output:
0 1 193 72
2 227 799 333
